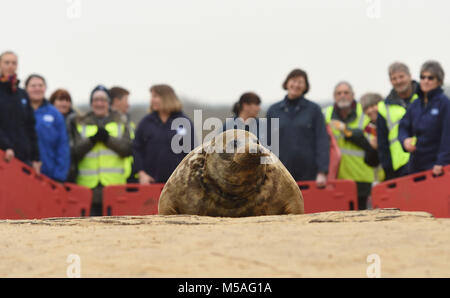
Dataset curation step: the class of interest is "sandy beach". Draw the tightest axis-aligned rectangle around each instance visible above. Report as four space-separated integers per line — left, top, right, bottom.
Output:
0 208 449 278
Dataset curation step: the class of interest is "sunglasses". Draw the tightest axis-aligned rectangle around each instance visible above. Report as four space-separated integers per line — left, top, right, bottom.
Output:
420 75 436 81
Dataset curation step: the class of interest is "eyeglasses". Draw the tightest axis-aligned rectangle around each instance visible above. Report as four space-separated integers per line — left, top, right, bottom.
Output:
420 75 436 81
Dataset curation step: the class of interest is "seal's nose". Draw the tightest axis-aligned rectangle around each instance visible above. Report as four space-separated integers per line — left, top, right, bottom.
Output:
233 139 239 149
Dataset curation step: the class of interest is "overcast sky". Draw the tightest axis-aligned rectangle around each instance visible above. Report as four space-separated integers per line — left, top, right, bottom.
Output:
3 0 450 106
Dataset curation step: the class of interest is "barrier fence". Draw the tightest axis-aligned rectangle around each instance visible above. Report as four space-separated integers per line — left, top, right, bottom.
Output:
0 150 91 219
1 150 449 219
103 184 165 216
298 180 358 213
372 165 450 218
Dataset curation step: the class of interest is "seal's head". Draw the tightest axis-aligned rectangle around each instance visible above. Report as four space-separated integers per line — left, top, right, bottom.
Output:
203 129 270 196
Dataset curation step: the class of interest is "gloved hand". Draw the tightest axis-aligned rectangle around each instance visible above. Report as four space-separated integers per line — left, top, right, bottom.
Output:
89 133 99 144
96 127 110 143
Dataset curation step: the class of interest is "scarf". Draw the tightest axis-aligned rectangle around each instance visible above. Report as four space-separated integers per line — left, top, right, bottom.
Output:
0 74 18 93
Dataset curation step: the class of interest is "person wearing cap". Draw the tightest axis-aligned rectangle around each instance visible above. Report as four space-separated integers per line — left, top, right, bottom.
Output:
399 60 450 176
266 68 329 187
69 85 133 216
324 82 376 210
377 62 420 180
0 51 41 172
25 74 70 182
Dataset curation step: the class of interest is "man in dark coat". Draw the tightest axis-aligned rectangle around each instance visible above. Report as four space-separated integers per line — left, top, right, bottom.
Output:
377 62 419 180
0 51 40 171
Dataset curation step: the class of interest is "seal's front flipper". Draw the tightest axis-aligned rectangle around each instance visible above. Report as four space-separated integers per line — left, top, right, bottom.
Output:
158 198 179 215
283 197 304 215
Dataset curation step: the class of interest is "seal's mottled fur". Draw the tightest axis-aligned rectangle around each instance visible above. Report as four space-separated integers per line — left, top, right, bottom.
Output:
158 129 304 217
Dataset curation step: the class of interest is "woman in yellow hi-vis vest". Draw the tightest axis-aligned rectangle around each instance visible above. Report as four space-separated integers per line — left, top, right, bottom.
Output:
69 85 133 216
325 82 376 210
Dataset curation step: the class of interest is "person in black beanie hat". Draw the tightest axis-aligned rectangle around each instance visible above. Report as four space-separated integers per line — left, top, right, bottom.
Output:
90 85 111 104
88 85 112 144
68 84 133 216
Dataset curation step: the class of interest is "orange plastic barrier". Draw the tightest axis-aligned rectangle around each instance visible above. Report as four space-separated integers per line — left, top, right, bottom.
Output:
102 184 165 216
298 179 358 213
104 181 358 216
0 151 65 219
372 165 450 218
326 124 341 180
62 183 92 217
0 150 92 219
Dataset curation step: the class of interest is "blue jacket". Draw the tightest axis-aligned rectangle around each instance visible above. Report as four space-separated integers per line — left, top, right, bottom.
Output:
34 100 70 181
398 87 450 174
0 81 40 163
133 111 196 183
266 96 329 181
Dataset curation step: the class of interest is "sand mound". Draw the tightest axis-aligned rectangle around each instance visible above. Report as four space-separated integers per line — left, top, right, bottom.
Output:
1 209 449 277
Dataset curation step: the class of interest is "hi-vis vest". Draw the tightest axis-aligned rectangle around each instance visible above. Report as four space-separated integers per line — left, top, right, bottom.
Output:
76 122 128 188
124 120 136 180
325 104 375 183
377 94 418 171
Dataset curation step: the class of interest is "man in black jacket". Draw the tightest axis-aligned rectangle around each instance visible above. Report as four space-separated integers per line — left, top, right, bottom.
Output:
377 62 419 180
0 51 40 172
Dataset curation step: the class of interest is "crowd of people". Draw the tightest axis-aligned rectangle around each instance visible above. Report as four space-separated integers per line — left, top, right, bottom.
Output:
1 50 449 215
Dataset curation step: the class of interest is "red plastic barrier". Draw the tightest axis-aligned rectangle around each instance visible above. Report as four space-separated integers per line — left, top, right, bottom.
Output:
326 124 341 180
0 150 92 219
102 184 165 216
298 179 358 213
0 151 65 219
103 181 358 216
62 183 92 217
372 165 450 218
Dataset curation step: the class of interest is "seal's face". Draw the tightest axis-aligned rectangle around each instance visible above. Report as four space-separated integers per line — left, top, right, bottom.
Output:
204 130 269 195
